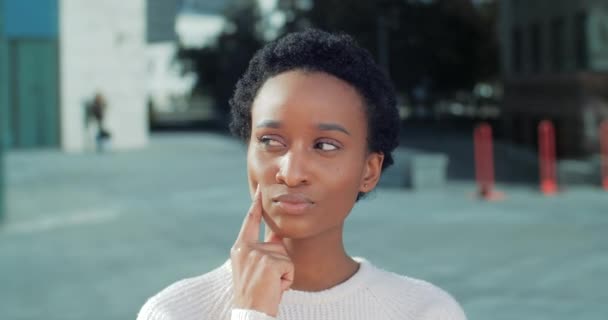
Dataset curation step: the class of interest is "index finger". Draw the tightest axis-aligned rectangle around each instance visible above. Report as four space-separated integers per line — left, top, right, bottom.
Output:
235 185 263 244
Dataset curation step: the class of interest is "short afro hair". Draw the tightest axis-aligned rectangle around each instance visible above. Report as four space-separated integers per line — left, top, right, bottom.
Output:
230 29 400 196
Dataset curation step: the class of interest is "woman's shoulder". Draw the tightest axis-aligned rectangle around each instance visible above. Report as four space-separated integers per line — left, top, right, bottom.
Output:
136 260 233 320
360 258 467 320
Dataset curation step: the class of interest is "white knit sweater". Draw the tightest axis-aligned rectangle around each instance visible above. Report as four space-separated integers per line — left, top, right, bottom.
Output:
137 257 467 320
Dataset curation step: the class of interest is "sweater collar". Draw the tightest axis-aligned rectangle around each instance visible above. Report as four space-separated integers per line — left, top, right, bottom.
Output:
279 257 375 305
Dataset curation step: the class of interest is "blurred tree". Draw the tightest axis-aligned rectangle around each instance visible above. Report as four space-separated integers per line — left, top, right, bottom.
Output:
178 0 264 121
280 0 499 98
179 0 498 117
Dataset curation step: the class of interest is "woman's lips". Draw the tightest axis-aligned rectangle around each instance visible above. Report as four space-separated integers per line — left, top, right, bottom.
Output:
271 194 314 215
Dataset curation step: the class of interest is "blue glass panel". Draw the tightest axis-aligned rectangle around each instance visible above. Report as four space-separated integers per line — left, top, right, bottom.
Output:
4 0 58 38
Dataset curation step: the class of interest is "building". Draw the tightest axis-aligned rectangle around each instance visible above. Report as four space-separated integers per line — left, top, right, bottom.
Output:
499 0 608 158
0 0 148 152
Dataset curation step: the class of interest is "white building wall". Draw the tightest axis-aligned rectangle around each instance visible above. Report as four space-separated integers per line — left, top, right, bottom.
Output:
59 0 148 152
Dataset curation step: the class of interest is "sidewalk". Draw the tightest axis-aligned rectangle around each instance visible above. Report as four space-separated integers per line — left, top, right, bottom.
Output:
0 132 606 320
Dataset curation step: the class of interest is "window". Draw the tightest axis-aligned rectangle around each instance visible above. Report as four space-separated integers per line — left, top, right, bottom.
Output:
575 12 588 69
550 17 564 72
512 0 522 13
530 23 541 73
512 27 523 74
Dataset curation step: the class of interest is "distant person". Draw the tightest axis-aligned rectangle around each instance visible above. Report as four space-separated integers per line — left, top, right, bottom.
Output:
90 92 111 152
137 29 467 320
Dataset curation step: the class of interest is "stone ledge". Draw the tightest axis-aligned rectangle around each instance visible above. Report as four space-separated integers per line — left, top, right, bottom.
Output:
379 147 449 190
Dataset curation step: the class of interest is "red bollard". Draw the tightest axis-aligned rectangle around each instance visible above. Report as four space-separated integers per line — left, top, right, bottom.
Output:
601 120 608 191
474 123 503 200
538 120 558 195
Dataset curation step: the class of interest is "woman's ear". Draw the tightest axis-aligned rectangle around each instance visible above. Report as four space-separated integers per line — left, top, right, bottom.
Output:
360 152 384 193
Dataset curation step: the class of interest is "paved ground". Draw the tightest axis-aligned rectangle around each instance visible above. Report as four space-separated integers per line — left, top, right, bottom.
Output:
0 131 606 320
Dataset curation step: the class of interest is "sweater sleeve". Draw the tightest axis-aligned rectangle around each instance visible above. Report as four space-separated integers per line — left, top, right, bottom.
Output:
418 290 468 320
231 309 276 320
136 296 169 320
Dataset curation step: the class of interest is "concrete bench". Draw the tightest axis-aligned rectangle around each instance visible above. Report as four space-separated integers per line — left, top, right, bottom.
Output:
557 155 602 186
379 147 449 190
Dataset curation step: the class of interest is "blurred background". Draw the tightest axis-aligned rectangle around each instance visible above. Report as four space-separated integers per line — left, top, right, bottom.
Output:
1 0 607 319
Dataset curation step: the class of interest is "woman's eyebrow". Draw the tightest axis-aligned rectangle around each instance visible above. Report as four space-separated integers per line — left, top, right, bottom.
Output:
255 120 350 136
317 123 350 136
256 120 281 129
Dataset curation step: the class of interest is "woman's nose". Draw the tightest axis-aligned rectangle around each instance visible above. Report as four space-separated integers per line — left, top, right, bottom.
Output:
275 150 310 187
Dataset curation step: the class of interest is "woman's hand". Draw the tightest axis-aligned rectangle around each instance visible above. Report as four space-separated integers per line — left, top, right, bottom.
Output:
230 186 294 317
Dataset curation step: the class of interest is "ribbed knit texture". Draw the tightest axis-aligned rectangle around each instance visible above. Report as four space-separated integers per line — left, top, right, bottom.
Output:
137 257 467 320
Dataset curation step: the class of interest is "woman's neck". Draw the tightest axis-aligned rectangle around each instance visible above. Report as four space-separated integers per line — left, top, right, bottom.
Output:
280 227 360 292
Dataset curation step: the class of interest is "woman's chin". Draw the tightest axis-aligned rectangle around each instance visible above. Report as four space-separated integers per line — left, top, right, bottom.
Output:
265 216 318 240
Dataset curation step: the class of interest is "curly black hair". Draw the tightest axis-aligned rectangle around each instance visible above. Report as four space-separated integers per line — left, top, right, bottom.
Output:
229 29 400 198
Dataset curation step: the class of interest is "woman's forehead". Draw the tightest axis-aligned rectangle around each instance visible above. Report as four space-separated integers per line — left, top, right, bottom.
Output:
251 70 367 127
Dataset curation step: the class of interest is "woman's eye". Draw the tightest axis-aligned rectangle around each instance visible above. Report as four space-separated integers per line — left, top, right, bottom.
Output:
315 141 339 151
258 136 283 148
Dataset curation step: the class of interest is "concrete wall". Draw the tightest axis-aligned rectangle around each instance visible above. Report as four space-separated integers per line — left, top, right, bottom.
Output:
59 0 148 152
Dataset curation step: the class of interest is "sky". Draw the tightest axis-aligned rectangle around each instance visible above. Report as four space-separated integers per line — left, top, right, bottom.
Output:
176 0 282 48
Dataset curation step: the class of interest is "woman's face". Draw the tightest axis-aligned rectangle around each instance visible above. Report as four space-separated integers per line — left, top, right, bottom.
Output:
247 70 384 240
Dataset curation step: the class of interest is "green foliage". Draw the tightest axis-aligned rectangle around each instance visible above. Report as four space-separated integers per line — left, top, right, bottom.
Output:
178 0 264 119
179 0 498 116
283 0 498 96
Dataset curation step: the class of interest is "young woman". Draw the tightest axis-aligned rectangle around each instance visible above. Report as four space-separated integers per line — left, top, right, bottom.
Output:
137 29 466 320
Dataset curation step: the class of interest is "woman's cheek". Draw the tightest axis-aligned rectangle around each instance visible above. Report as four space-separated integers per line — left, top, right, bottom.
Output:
246 149 260 192
248 150 271 187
